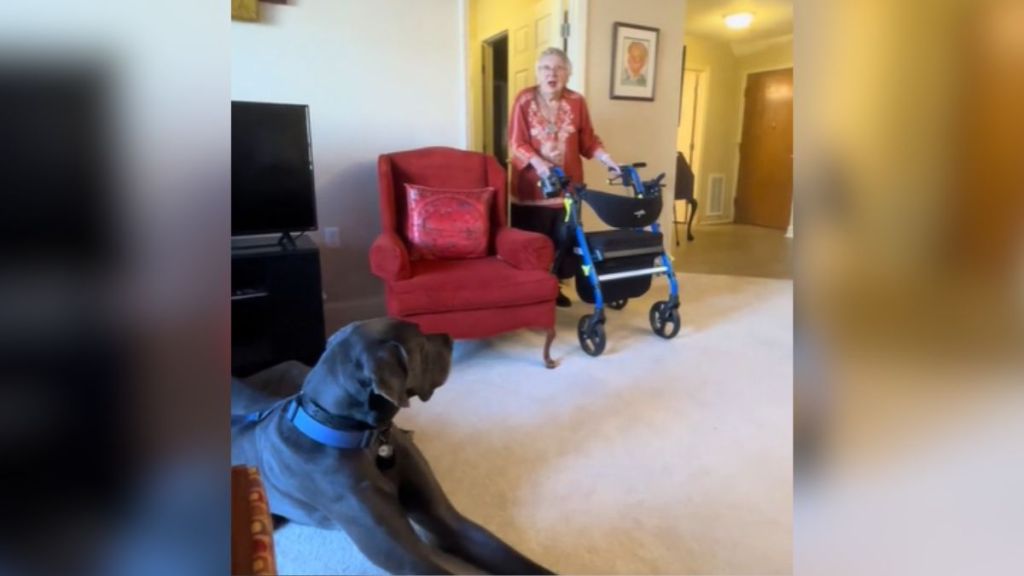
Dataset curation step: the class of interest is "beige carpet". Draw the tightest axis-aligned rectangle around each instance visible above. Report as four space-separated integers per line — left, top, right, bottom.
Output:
273 273 793 575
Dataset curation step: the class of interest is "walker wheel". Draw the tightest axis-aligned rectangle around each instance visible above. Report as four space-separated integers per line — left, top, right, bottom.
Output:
649 301 681 339
607 299 628 310
577 315 607 356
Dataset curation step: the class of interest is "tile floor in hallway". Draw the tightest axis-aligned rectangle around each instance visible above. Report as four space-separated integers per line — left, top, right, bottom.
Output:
672 223 793 279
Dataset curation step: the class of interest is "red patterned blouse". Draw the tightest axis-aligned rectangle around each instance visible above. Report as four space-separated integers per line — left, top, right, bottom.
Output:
508 86 607 205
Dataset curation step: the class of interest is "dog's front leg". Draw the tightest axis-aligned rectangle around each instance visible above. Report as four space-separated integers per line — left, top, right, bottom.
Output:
435 513 555 575
336 485 470 575
397 445 554 574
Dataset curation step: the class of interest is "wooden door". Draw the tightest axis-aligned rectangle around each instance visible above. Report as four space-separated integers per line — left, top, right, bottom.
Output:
734 68 794 229
956 0 1024 271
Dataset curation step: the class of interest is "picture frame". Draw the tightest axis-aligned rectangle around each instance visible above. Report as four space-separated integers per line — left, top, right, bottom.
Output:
231 0 259 22
610 22 660 101
232 0 289 23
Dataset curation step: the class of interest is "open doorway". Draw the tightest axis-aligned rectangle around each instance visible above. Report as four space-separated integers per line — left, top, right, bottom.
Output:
482 32 509 169
677 59 708 241
679 68 705 171
674 0 793 279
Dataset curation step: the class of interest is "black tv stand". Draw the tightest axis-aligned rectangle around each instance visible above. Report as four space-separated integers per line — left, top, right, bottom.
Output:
231 234 326 377
232 231 306 251
277 232 298 249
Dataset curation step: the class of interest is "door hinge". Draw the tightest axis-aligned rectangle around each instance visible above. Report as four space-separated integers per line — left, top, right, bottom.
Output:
561 21 570 39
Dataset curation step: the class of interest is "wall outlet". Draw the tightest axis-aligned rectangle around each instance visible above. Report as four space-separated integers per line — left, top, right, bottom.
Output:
323 227 340 247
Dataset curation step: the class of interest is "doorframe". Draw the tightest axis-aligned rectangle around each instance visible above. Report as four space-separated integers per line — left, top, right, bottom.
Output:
731 65 794 227
565 0 588 95
677 65 712 225
459 0 471 147
690 67 711 223
481 30 509 162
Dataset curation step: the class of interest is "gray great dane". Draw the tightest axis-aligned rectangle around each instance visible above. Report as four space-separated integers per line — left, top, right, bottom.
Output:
231 318 554 575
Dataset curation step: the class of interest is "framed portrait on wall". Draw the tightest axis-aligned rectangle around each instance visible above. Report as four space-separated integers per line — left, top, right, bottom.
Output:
610 22 659 101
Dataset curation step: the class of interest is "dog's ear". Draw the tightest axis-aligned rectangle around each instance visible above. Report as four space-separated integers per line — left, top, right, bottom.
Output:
370 342 410 407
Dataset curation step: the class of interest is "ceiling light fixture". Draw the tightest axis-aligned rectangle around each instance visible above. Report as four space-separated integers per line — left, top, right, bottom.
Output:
724 12 755 30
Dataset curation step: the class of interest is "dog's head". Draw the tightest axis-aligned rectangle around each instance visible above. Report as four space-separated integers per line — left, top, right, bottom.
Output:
301 318 453 425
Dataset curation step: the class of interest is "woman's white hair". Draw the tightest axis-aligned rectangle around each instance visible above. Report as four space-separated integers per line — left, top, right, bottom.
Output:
536 47 573 74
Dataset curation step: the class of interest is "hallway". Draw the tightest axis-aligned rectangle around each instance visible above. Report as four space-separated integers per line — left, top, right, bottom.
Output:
673 224 793 279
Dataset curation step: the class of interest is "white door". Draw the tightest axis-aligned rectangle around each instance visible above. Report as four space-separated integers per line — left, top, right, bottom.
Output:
509 0 564 98
506 0 563 209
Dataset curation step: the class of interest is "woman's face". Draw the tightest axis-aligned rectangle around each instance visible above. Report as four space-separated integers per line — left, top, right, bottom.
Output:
536 54 569 97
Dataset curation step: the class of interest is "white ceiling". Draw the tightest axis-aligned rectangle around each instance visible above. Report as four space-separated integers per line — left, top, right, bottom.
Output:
684 0 793 44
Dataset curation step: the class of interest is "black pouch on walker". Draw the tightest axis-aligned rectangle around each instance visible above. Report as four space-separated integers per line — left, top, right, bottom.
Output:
572 189 665 304
574 229 665 303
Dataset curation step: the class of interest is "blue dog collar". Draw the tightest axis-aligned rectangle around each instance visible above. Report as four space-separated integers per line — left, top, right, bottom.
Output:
232 397 386 450
284 398 383 449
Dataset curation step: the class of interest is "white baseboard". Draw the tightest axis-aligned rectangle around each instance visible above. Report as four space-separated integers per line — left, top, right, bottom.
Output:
700 217 735 226
324 296 386 333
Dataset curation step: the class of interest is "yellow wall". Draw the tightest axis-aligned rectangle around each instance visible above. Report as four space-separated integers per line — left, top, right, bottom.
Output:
467 0 539 152
737 36 794 73
680 34 742 222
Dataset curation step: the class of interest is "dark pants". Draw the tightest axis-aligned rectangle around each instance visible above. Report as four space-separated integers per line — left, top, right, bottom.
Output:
511 203 577 280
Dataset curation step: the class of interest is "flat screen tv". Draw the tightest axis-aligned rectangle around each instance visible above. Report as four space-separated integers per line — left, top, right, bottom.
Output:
232 101 317 237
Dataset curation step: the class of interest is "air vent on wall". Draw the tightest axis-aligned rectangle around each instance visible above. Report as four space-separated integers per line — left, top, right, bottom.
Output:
707 174 726 216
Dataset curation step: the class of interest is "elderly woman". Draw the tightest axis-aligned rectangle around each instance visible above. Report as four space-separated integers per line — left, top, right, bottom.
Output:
508 47 620 307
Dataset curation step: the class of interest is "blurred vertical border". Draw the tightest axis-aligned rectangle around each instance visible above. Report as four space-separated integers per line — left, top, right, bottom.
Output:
795 0 1024 573
0 2 229 575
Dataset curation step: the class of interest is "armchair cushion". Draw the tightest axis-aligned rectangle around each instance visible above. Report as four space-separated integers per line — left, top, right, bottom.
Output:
369 232 411 281
496 227 555 271
387 257 557 317
404 184 494 260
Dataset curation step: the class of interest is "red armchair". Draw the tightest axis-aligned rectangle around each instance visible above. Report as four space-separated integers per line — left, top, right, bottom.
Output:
370 147 559 368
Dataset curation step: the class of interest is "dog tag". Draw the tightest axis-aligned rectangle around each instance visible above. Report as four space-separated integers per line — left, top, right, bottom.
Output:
376 443 395 471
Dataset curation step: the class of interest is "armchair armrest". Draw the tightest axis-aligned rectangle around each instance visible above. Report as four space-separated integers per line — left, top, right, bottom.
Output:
370 232 411 281
496 227 554 271
231 466 277 575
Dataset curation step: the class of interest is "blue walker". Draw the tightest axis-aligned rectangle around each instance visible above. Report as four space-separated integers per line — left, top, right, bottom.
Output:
542 163 681 356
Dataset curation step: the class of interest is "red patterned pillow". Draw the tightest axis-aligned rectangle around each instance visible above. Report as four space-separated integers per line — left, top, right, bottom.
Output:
404 184 495 260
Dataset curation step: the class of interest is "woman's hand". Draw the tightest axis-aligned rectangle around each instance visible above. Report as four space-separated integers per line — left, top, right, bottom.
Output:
530 156 553 178
597 152 620 174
